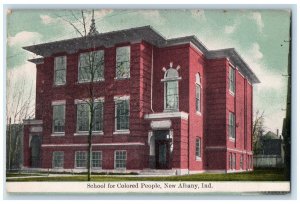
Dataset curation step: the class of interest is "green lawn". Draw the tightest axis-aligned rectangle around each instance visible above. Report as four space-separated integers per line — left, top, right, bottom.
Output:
6 168 288 182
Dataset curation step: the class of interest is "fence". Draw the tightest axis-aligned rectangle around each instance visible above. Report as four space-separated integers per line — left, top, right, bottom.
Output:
253 155 283 168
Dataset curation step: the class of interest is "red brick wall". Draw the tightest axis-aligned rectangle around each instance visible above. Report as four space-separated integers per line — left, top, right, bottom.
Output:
188 46 205 171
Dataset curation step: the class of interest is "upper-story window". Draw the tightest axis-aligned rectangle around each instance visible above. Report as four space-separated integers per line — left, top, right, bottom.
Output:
52 102 65 134
162 62 182 112
195 73 201 113
114 96 130 132
76 99 104 132
116 46 130 79
54 56 66 85
229 112 236 140
78 50 104 83
229 66 235 94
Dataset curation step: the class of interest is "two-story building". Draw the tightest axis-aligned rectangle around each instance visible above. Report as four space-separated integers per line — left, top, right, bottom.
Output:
22 25 259 175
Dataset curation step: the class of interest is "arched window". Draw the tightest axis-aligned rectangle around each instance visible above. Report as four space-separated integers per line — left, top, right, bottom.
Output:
196 73 201 113
162 63 181 111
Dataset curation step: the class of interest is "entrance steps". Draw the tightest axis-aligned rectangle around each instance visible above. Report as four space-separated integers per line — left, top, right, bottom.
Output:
139 169 177 176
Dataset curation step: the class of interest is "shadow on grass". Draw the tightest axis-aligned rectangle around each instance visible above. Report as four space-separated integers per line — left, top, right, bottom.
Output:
6 168 288 182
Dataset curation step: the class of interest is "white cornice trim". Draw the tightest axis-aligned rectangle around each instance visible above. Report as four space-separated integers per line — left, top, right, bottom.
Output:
52 100 66 106
114 95 130 101
144 112 189 120
42 142 144 147
23 119 43 125
74 97 104 104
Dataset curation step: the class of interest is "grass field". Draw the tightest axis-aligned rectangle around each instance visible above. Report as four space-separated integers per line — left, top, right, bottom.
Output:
6 168 288 182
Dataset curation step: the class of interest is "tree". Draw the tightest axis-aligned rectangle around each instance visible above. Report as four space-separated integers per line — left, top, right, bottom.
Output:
6 73 34 170
252 110 265 155
58 10 104 181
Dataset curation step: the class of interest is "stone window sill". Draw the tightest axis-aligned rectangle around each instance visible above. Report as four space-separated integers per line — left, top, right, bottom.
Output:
74 131 104 136
113 130 130 135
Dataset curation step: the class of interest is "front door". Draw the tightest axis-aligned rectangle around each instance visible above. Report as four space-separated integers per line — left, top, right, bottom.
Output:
30 136 41 168
155 140 170 169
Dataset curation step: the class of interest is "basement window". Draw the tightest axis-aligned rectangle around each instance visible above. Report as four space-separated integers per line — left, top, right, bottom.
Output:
52 151 64 168
114 150 127 169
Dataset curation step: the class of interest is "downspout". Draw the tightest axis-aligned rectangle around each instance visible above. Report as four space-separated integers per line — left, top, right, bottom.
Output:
150 45 154 113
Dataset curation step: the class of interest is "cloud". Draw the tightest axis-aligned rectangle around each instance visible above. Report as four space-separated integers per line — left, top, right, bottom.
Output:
40 15 56 24
7 31 42 47
224 25 236 34
248 42 263 60
249 12 264 32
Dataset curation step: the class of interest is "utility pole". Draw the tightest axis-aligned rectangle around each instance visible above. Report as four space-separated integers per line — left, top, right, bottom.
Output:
283 14 291 180
8 117 12 171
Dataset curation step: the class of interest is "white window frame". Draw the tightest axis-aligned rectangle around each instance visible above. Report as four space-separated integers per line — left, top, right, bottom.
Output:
229 153 232 170
195 137 201 160
229 66 235 95
195 73 201 114
78 50 105 83
114 96 130 134
52 151 64 168
114 150 127 169
54 56 66 86
92 151 102 169
240 154 244 170
232 153 236 170
75 98 104 135
229 112 236 140
115 46 130 79
52 101 66 136
75 151 87 168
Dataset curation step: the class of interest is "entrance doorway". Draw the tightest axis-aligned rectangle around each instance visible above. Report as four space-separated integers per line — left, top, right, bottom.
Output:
153 130 171 169
30 135 41 168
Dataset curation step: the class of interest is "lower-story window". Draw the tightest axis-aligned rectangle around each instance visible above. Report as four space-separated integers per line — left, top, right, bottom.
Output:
229 153 232 169
195 137 201 160
52 151 64 168
92 151 102 168
232 153 236 170
114 150 127 169
75 151 87 168
240 155 244 170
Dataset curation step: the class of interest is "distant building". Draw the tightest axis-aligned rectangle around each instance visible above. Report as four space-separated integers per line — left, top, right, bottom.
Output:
22 25 259 174
253 131 284 168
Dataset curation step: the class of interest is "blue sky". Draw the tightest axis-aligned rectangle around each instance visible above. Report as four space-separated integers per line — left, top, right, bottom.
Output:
6 9 290 134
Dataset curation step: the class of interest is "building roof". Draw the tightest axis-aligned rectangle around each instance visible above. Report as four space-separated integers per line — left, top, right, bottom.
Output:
23 25 260 83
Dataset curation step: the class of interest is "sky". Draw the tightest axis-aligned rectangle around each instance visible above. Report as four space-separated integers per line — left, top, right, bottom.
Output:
6 9 290 134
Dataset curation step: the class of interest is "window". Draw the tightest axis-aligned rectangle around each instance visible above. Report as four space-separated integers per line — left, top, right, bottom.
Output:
240 155 244 170
115 98 130 131
166 81 179 110
52 104 65 133
92 151 102 168
52 151 64 168
54 56 66 85
229 153 232 169
162 64 181 111
116 46 130 79
195 73 201 113
229 66 235 94
229 112 236 139
195 137 201 160
78 50 104 82
75 151 87 168
114 150 127 169
232 153 236 170
76 101 103 132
